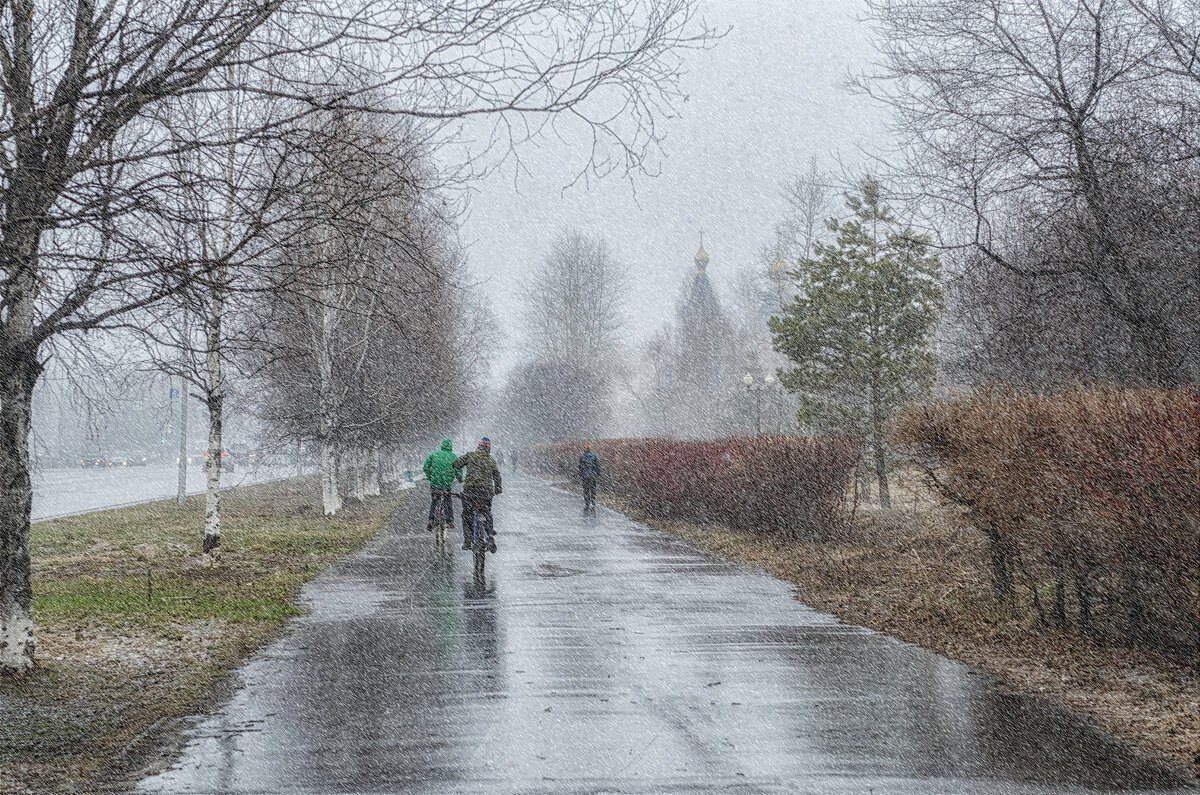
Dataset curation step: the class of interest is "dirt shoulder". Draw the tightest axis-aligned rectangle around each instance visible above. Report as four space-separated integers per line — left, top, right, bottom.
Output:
0 478 407 794
540 472 1200 784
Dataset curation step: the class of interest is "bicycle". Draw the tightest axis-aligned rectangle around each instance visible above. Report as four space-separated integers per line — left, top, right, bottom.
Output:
454 493 494 577
581 476 597 515
429 488 453 551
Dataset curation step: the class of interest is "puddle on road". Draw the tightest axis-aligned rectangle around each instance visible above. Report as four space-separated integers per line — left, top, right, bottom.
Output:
300 578 389 621
531 562 588 578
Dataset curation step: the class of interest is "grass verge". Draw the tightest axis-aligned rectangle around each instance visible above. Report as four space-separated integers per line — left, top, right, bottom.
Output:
0 477 406 794
542 471 1200 782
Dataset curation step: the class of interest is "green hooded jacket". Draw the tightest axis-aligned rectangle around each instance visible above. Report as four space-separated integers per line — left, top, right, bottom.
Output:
423 440 462 490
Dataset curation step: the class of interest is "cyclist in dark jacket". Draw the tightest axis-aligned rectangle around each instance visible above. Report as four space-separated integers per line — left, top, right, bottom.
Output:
578 444 600 514
453 438 502 552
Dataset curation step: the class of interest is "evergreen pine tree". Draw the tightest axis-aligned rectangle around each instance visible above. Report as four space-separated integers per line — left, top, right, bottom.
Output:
768 178 942 507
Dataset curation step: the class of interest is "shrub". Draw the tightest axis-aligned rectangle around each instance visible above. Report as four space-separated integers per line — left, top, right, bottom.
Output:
895 387 1200 662
525 436 863 541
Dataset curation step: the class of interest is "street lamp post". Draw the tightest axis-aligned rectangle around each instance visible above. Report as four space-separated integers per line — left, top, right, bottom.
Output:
764 373 777 434
743 373 776 436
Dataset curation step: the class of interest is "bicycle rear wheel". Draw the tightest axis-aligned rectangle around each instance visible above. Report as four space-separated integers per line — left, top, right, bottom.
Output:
432 494 447 548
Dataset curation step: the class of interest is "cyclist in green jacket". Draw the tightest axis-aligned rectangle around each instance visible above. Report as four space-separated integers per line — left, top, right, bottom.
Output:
423 439 462 531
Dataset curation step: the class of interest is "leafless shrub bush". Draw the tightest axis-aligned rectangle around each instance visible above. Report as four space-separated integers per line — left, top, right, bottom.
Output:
896 388 1200 662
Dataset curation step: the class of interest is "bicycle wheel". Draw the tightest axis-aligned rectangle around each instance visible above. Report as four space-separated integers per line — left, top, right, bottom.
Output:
467 501 483 570
432 495 445 548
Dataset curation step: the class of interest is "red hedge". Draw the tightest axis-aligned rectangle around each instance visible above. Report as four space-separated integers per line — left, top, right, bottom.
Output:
525 436 863 541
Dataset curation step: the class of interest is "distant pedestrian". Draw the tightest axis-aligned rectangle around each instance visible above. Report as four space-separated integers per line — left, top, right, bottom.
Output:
578 444 600 514
495 448 506 468
511 447 519 469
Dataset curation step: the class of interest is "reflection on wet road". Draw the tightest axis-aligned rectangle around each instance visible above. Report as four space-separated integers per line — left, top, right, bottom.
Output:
138 473 1187 794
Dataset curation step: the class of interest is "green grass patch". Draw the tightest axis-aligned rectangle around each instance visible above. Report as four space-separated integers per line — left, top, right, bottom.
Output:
3 476 407 794
29 479 392 628
33 574 307 625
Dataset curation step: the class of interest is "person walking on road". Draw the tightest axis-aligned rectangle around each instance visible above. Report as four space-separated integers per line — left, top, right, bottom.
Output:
578 444 600 514
422 439 462 531
453 437 502 552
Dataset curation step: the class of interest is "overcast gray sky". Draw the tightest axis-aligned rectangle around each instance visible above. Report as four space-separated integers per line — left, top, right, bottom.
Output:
460 0 891 371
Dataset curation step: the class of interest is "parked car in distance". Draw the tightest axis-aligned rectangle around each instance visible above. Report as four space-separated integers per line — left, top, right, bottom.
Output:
79 453 106 468
108 451 149 467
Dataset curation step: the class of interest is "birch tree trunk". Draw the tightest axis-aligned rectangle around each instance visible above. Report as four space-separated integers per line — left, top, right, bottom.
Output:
202 63 237 565
176 372 189 508
320 435 341 515
0 239 41 674
202 289 224 567
350 450 367 501
367 444 382 497
316 293 342 515
0 378 35 674
203 390 224 566
0 355 38 674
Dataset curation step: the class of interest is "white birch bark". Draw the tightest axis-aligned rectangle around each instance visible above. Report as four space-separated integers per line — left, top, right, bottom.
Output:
320 436 341 515
0 360 35 673
176 371 189 508
366 444 382 497
0 236 43 673
0 608 34 674
353 454 366 501
317 296 342 515
202 64 236 565
202 285 224 567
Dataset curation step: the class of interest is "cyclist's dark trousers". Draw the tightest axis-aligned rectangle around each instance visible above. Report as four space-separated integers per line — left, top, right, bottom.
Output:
582 477 597 510
462 492 494 546
428 489 454 524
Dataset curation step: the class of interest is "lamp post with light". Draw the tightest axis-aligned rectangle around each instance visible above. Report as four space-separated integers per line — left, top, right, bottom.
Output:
743 372 776 436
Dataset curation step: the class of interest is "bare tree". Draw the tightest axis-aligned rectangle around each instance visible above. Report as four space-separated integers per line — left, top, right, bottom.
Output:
503 229 630 441
941 163 1200 387
521 230 630 365
251 112 470 515
861 0 1198 387
0 0 713 674
117 70 316 566
777 156 831 264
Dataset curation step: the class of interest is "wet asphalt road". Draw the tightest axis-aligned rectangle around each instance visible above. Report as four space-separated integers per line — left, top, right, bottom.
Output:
137 472 1187 794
